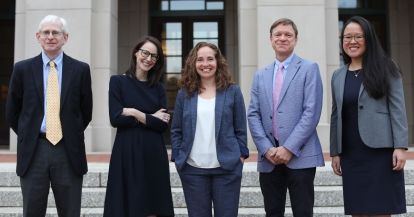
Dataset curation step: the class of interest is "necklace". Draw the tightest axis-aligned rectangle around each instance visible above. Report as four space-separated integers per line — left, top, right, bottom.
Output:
349 69 361 77
353 71 360 77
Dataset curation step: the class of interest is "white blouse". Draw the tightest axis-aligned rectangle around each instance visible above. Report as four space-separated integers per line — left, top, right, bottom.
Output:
186 96 220 168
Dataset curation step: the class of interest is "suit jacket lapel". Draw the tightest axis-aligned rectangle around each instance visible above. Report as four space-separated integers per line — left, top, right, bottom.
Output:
32 54 44 105
215 89 225 139
278 55 300 104
190 93 198 141
60 53 74 107
336 66 347 110
358 81 365 99
263 64 275 111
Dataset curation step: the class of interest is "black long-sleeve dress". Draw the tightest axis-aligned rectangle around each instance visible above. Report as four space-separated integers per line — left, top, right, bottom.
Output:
104 75 174 217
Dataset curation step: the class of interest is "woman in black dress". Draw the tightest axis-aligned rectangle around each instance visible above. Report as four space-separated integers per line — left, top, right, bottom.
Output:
104 36 174 217
330 16 408 217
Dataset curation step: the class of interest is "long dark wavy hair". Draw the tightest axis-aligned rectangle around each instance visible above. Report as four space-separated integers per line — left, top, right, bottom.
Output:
126 36 165 86
340 16 401 99
179 42 234 95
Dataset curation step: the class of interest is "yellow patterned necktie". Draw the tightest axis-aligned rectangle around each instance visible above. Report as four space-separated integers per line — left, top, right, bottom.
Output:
46 61 62 145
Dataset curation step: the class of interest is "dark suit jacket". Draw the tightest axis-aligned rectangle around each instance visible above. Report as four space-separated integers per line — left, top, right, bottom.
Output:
6 53 93 176
171 84 249 172
330 65 408 156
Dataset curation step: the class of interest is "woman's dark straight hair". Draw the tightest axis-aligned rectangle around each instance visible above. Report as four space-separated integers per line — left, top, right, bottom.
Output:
126 36 165 86
340 16 401 99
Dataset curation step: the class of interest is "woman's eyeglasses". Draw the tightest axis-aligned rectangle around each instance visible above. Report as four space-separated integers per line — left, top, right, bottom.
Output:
343 34 364 43
139 49 159 62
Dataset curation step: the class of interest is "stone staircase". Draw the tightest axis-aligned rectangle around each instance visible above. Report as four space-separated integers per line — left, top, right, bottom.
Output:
0 162 413 217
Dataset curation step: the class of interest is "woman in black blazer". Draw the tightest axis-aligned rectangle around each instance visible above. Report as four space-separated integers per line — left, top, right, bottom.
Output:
330 16 408 216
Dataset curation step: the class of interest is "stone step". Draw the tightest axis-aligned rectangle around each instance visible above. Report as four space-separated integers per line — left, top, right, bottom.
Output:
0 206 413 217
1 162 414 216
0 162 413 187
1 185 413 208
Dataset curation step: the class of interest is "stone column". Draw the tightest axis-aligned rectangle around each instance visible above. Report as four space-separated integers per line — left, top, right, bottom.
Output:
89 0 118 151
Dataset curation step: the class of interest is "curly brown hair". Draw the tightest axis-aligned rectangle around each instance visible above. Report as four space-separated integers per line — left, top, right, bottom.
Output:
179 42 234 95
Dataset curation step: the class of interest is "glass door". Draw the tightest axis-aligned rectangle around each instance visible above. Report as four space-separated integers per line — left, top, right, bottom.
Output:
0 0 16 149
150 0 225 145
152 18 223 110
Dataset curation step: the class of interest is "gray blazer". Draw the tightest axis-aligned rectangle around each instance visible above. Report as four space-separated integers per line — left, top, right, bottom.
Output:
248 54 324 172
330 65 408 156
171 84 249 172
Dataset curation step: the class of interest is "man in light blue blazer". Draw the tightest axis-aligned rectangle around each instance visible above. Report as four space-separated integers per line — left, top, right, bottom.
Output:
248 18 324 217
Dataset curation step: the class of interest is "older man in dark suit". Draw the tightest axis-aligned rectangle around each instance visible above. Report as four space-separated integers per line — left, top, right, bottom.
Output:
6 15 92 217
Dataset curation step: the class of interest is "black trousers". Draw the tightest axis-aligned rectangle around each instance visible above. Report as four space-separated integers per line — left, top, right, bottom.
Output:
259 164 316 217
20 137 83 217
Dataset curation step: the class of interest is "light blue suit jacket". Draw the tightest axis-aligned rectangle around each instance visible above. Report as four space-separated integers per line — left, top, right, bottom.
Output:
330 65 408 156
171 84 249 172
248 54 325 172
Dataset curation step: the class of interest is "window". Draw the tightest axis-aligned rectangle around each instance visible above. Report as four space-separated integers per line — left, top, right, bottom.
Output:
338 0 388 64
158 0 224 11
150 0 225 145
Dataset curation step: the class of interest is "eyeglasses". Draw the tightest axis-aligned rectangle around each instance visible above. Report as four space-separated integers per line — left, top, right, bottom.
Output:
40 30 63 38
139 49 159 62
343 34 364 43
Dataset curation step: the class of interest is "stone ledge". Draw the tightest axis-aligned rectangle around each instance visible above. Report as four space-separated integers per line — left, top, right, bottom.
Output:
0 206 413 217
1 151 414 162
0 186 413 208
1 162 413 187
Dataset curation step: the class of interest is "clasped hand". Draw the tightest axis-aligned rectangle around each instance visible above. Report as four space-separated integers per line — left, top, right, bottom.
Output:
265 146 293 165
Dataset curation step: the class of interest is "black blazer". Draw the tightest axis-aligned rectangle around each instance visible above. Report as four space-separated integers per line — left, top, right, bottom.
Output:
6 53 93 176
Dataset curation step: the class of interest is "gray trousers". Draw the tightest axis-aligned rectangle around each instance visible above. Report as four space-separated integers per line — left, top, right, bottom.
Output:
20 137 83 217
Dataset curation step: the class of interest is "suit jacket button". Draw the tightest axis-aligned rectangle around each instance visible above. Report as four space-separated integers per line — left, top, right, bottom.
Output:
270 116 272 119
359 105 363 109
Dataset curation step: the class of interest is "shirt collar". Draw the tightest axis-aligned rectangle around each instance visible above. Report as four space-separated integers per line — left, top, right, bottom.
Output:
274 53 294 69
41 51 63 68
